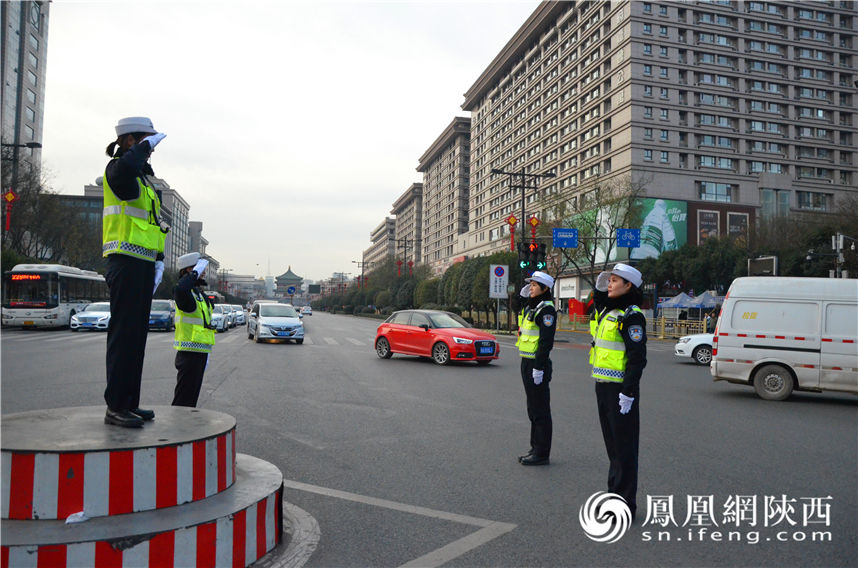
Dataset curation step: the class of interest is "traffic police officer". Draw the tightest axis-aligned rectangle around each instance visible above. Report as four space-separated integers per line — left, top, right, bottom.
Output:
515 271 557 466
590 263 647 518
102 117 168 428
172 253 215 407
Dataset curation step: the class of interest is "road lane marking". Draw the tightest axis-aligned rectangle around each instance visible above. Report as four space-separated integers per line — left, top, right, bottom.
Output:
302 337 314 345
323 337 339 345
281 479 516 568
345 338 364 346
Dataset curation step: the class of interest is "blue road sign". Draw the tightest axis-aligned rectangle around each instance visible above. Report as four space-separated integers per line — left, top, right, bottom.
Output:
616 228 641 248
287 286 296 295
553 228 578 248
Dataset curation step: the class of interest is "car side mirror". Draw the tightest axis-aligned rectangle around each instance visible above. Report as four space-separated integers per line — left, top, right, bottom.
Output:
420 324 430 331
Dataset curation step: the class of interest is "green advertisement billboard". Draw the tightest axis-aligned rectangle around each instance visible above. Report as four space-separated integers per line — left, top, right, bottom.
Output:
629 198 688 261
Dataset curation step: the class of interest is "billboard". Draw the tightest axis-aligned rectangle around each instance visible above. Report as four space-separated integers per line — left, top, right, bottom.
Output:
630 198 688 260
308 284 321 294
698 210 720 244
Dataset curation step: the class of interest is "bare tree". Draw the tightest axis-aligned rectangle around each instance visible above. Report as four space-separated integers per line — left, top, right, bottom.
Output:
539 173 649 289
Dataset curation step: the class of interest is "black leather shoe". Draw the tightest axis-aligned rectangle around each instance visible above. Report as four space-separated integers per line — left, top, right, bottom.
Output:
130 407 155 421
519 454 549 466
518 451 534 463
105 409 144 428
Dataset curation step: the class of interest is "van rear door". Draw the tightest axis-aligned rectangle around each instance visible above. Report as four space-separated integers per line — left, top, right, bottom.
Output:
819 301 858 394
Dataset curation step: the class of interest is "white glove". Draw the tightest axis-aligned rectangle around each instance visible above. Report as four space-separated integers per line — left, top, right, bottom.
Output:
533 369 544 385
146 132 167 150
152 260 164 295
520 285 530 298
192 259 209 278
596 271 611 292
619 393 635 415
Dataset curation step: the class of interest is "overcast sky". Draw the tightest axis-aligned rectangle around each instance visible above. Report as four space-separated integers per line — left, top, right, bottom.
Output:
42 0 539 281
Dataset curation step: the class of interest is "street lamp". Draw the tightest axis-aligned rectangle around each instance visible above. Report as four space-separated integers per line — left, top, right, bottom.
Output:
352 260 372 287
490 167 556 283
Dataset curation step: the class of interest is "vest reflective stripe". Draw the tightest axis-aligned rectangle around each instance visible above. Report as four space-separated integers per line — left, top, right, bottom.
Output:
103 204 149 219
102 167 166 261
590 306 643 382
174 291 214 353
515 301 553 359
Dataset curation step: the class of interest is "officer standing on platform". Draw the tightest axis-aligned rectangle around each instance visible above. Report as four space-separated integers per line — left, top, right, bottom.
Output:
172 253 214 407
515 271 557 466
102 117 168 428
590 263 647 518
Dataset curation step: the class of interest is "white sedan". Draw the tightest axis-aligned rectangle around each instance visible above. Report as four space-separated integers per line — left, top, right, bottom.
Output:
674 333 714 365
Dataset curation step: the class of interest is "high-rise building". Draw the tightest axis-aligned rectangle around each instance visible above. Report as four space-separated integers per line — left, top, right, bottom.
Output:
391 183 423 268
460 0 856 292
363 217 396 269
1 1 49 177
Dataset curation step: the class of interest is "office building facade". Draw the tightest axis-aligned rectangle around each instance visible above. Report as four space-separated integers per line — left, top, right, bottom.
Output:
363 217 396 269
417 117 472 275
459 0 856 269
391 183 423 268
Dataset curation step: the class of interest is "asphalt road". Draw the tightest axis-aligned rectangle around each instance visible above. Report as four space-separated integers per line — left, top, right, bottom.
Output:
2 312 856 567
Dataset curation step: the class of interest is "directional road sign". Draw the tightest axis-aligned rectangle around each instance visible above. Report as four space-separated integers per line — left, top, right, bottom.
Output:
616 228 641 248
552 228 578 248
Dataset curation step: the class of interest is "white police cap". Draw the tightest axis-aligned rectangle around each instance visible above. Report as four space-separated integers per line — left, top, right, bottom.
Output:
115 116 157 137
177 252 200 270
525 271 555 289
611 263 642 288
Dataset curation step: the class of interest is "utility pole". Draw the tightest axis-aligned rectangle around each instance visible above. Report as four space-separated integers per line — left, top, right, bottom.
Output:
490 167 556 285
352 260 372 288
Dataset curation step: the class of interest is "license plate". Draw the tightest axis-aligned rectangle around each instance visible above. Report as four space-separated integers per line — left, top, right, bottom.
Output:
23 321 34 326
479 346 494 355
83 323 94 327
275 331 286 336
149 320 155 325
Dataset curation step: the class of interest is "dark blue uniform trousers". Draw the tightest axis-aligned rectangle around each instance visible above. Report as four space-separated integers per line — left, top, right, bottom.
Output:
520 358 552 458
595 380 640 517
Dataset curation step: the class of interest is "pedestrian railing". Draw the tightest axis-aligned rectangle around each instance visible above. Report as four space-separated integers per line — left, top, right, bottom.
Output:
557 314 707 339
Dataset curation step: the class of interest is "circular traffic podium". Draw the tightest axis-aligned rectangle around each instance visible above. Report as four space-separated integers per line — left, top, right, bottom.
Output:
1 406 283 567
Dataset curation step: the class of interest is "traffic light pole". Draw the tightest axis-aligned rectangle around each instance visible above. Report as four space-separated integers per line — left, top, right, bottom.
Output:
490 167 556 285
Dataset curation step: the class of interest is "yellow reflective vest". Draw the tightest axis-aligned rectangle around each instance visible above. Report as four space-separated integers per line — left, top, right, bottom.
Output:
589 306 643 382
102 164 167 261
516 301 554 359
174 290 215 353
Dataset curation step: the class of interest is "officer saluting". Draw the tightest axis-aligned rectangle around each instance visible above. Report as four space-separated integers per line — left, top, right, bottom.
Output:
172 253 215 407
590 263 647 519
515 271 557 466
102 117 168 428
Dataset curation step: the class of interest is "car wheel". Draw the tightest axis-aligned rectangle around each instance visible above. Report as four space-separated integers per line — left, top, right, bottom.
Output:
71 327 78 332
692 345 712 365
432 342 450 365
248 329 253 340
753 364 794 401
255 329 262 343
296 339 304 345
375 337 393 359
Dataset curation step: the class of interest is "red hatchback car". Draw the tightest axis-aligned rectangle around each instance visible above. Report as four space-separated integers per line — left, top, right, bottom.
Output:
375 310 500 365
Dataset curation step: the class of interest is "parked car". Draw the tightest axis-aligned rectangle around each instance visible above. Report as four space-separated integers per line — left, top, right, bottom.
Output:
247 302 304 343
231 305 245 325
674 333 714 365
712 277 858 400
70 302 111 331
375 309 499 365
301 306 312 316
149 299 175 331
210 305 229 333
216 304 235 328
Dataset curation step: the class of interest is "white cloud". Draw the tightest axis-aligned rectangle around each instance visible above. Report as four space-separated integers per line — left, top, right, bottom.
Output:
43 0 539 280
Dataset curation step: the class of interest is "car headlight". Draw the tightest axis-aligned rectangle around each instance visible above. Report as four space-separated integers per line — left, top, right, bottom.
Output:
678 337 691 343
98 316 110 322
453 337 473 344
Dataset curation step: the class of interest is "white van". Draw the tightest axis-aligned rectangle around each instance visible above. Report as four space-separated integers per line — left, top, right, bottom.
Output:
711 277 858 400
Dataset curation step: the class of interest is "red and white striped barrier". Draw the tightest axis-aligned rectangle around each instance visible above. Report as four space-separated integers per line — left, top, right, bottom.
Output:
2 430 236 521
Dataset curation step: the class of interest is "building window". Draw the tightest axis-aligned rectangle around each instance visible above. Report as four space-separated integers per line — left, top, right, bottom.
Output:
643 3 652 13
644 23 652 34
26 89 36 105
644 85 653 97
760 188 789 217
644 43 653 55
27 70 37 86
660 87 669 98
644 127 653 139
660 46 668 56
29 34 39 51
28 52 38 69
644 106 653 118
644 64 652 75
659 5 668 15
660 108 669 120
660 151 669 162
659 25 668 35
644 149 653 161
25 107 35 122
660 67 669 78
700 181 733 202
660 129 669 141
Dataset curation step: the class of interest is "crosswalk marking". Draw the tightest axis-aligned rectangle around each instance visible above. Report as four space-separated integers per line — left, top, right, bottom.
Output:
323 337 339 345
345 338 365 346
302 336 314 345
